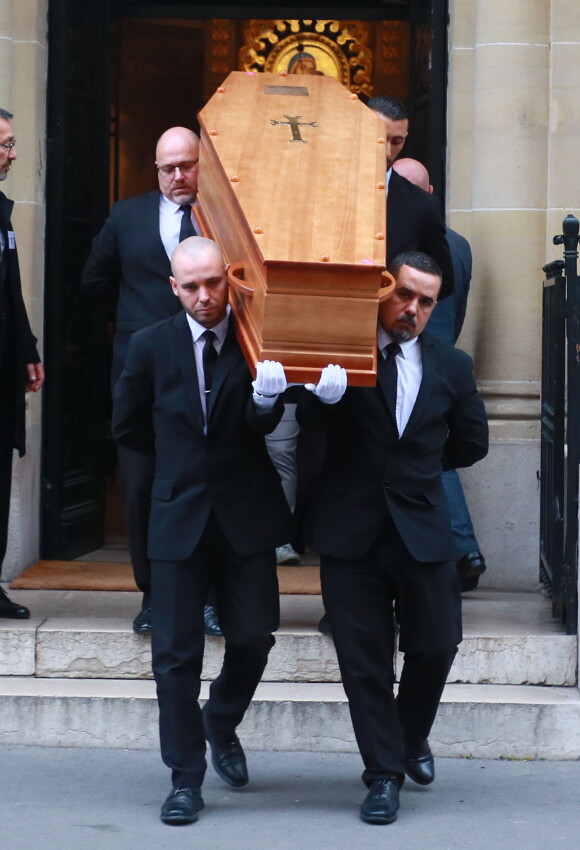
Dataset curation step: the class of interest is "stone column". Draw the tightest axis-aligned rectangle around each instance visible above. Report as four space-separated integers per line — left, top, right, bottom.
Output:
446 0 580 589
0 0 48 579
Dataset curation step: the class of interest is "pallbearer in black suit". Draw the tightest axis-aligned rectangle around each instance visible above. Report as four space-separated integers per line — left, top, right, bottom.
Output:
0 108 45 619
393 157 487 592
81 126 220 636
298 252 488 825
367 95 455 299
112 237 293 825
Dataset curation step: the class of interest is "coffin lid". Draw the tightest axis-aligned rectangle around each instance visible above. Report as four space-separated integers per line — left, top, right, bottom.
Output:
198 71 386 271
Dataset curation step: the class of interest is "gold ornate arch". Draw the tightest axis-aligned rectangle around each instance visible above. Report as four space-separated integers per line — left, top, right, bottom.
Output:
239 19 374 96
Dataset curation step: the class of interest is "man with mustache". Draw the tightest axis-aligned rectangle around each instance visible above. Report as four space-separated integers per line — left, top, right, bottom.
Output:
298 251 488 825
393 157 487 591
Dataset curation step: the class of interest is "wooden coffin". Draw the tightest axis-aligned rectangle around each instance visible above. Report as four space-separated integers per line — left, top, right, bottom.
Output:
196 70 393 386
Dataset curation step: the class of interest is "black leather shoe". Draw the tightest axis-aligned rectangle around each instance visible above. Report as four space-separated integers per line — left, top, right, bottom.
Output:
202 705 248 787
160 787 204 825
457 550 486 592
457 550 486 578
317 612 331 635
405 739 435 785
132 608 151 635
360 778 400 825
0 586 30 619
204 604 222 636
459 573 480 592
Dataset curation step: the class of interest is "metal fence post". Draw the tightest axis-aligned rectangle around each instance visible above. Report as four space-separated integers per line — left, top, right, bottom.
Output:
554 214 580 633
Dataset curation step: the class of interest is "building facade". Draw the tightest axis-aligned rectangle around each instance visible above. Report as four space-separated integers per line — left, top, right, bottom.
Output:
1 0 579 593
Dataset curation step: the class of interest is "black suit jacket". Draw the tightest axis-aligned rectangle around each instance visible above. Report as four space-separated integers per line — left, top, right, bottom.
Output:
80 191 180 390
111 313 293 561
298 331 488 562
387 171 455 299
428 227 472 345
0 191 41 456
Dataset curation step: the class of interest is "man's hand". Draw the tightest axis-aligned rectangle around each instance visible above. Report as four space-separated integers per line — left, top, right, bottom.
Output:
252 360 287 408
305 364 347 404
25 362 45 393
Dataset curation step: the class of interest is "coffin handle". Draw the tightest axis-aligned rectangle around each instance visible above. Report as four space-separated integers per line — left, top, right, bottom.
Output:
378 270 396 303
227 262 254 296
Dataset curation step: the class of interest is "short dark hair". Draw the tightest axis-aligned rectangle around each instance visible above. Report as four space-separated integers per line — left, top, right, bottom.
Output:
0 108 14 121
389 251 442 283
367 96 407 121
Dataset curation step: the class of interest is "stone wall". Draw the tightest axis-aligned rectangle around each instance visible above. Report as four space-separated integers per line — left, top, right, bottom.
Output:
447 0 580 589
2 2 580 588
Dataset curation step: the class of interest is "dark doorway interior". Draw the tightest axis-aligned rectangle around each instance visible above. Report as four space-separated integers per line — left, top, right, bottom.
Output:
111 18 206 201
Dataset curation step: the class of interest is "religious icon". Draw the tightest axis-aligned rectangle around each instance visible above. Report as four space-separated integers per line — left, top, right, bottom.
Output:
240 20 376 96
266 36 349 84
287 51 324 76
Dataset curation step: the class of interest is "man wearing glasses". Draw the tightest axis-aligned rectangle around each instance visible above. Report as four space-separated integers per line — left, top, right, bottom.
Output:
0 108 45 618
81 127 220 637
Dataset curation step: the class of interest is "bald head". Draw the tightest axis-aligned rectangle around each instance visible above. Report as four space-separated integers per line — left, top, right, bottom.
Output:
155 126 200 205
170 237 229 328
392 158 432 194
156 126 198 159
171 236 224 274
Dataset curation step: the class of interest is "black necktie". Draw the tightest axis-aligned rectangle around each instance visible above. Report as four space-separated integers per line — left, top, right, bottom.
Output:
202 329 218 393
179 204 195 242
383 341 401 421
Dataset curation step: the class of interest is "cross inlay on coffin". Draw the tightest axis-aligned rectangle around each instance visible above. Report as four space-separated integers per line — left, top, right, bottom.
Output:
270 114 318 143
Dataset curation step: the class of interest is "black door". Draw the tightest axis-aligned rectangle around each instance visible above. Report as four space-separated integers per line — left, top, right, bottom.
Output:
42 0 112 558
408 0 448 206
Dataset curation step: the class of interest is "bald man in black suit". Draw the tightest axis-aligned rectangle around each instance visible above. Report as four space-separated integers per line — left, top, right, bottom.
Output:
82 127 221 636
112 237 293 825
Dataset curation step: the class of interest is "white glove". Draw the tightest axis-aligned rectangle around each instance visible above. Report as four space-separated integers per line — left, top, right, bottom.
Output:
252 360 287 408
305 364 347 404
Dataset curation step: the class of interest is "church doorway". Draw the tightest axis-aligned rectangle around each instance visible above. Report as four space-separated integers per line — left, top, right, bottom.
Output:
42 1 449 559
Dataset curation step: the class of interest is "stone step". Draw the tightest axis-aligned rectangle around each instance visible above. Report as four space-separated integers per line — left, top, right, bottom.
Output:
0 589 575 686
0 619 575 686
0 677 579 759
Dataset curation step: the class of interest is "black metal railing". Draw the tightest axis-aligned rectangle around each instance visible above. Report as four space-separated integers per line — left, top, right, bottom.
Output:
540 214 579 634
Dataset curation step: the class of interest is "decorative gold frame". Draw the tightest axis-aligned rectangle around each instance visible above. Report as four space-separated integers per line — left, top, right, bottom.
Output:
239 20 373 96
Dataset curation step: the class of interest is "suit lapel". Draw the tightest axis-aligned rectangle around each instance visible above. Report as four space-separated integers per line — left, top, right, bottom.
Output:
206 317 242 421
401 334 437 436
0 192 13 230
174 312 205 432
143 191 171 271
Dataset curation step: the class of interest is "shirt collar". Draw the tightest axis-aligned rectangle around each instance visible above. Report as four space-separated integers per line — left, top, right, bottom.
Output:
160 192 182 213
377 324 420 359
160 192 198 215
186 305 231 344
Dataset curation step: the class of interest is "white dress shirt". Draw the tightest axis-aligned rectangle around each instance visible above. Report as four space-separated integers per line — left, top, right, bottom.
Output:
159 193 197 259
186 306 231 430
377 324 422 435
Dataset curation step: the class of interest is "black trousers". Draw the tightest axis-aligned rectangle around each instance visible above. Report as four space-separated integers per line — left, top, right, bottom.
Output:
321 514 461 787
0 418 14 576
117 444 153 607
0 315 15 576
117 445 219 612
151 511 280 790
